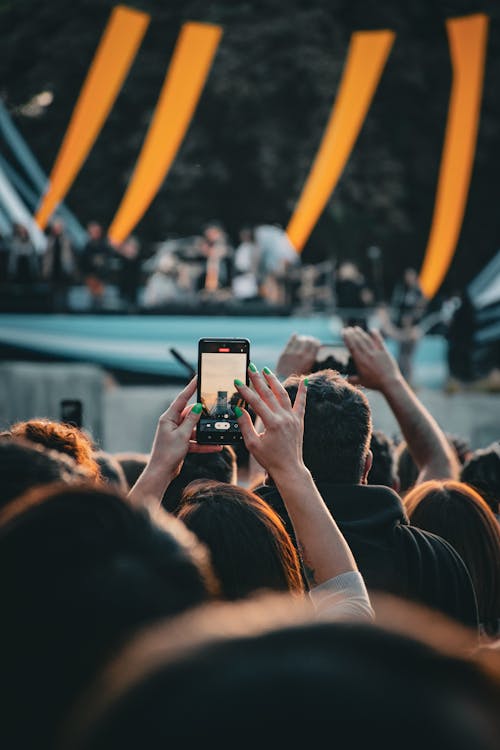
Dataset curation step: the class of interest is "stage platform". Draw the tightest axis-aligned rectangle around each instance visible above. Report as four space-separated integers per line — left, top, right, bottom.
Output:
0 313 448 388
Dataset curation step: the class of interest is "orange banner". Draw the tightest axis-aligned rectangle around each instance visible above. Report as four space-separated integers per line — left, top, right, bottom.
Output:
108 22 222 245
419 15 488 298
36 5 150 229
286 30 395 253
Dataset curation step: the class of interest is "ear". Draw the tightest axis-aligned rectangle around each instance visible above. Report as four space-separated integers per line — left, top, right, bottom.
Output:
361 450 373 485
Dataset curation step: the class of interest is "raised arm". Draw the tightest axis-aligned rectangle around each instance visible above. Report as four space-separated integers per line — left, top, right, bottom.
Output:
233 366 358 586
343 327 459 483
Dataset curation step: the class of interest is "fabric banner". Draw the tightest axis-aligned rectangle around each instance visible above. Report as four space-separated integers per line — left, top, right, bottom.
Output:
286 30 395 253
419 14 489 298
107 22 223 245
35 5 150 230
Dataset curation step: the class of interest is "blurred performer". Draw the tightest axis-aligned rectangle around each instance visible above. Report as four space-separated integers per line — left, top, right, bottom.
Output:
241 224 299 305
335 261 373 327
200 221 233 293
42 218 77 311
7 223 39 283
232 226 260 301
384 267 427 385
80 221 112 310
116 235 141 311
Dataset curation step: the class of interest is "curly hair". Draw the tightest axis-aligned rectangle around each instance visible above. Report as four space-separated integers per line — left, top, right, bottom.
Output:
8 419 100 480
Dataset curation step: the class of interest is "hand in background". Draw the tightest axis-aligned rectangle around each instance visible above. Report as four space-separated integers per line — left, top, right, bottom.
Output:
276 333 320 379
342 326 401 392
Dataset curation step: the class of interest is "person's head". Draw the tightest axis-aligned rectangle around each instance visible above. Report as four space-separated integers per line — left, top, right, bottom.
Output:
404 267 419 286
446 433 473 466
8 418 100 480
203 221 225 243
368 430 399 491
0 438 86 509
13 222 29 240
62 597 500 750
395 441 419 495
114 452 149 491
162 447 237 513
461 442 500 516
50 218 64 236
0 483 218 748
239 226 255 243
405 480 500 637
177 481 304 600
87 221 103 240
93 450 128 492
284 370 372 484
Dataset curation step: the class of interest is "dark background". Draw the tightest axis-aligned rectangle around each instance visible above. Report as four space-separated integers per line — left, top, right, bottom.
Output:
1 0 499 297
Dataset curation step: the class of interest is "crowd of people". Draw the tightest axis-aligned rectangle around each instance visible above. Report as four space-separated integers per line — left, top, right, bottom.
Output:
0 217 427 329
0 326 498 748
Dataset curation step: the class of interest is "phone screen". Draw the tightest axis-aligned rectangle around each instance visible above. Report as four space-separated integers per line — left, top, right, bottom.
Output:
197 339 249 443
60 399 83 428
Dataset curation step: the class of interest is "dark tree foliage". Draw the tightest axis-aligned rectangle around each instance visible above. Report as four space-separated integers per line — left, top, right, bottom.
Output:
0 0 499 295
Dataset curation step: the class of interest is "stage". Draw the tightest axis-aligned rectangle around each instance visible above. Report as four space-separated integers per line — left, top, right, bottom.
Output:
0 313 448 388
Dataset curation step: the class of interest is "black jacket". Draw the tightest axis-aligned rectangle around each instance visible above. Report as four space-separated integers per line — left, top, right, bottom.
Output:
256 482 479 629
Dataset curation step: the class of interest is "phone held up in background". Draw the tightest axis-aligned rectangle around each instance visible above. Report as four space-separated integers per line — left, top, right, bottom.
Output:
311 343 357 377
196 338 250 444
60 399 83 428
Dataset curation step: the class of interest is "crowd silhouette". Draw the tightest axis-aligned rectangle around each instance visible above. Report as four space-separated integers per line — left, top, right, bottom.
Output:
0 326 498 748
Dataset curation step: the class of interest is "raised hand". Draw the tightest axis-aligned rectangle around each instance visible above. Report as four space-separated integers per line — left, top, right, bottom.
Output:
342 326 401 392
233 364 307 481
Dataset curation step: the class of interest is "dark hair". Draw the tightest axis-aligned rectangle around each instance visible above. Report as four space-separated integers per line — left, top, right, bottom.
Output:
8 419 100 479
395 441 419 495
284 370 372 484
0 438 84 509
405 481 500 637
177 481 304 600
162 447 236 513
446 433 473 466
93 451 128 491
62 598 500 750
114 452 149 490
461 443 500 515
0 484 218 748
369 430 398 489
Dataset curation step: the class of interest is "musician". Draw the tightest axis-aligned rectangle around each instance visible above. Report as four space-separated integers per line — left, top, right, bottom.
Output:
385 268 428 385
200 221 233 293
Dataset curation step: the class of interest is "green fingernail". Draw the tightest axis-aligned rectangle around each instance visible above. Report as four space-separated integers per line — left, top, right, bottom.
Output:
234 378 244 387
249 362 258 373
192 403 203 414
234 406 243 418
304 377 309 387
263 366 272 375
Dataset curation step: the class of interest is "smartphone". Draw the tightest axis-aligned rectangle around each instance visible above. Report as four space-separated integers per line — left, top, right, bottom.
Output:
196 338 250 444
60 399 83 428
313 343 357 376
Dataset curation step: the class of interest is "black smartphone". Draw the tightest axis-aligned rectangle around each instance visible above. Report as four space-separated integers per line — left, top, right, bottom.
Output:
196 338 250 444
312 343 357 376
60 399 83 428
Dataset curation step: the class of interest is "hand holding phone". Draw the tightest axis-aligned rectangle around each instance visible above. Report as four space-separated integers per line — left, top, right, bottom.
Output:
196 338 250 444
60 399 83 428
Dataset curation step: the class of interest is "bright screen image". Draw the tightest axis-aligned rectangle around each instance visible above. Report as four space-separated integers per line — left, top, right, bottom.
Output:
199 352 247 439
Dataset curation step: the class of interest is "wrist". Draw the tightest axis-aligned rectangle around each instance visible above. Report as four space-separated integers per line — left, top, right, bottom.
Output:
379 371 405 396
272 462 312 491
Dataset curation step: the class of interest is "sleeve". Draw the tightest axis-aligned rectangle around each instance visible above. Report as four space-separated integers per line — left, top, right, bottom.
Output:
309 571 374 622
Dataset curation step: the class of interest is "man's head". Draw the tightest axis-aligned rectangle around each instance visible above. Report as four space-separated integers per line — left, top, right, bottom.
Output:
369 430 399 491
461 442 500 516
284 370 372 484
87 221 103 240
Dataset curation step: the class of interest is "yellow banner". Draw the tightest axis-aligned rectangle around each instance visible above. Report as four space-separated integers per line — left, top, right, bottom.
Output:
286 30 395 253
419 14 488 298
108 22 223 245
36 5 150 229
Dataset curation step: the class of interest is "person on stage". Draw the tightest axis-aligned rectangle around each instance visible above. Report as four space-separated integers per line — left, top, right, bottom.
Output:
80 221 113 310
42 218 77 311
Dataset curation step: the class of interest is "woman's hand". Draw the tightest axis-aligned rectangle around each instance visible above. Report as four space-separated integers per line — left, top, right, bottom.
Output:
233 365 307 481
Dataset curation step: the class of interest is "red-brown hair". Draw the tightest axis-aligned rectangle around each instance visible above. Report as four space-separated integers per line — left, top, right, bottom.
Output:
405 480 500 637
